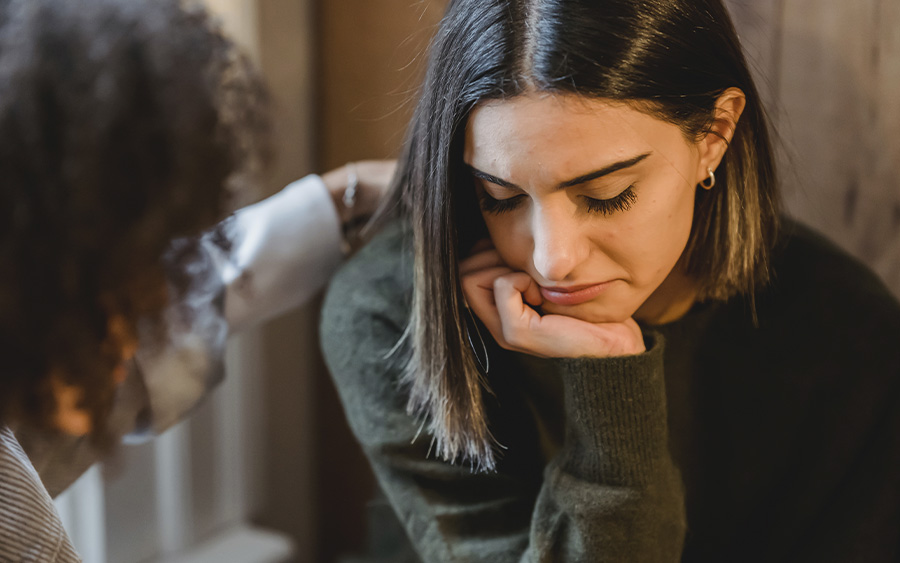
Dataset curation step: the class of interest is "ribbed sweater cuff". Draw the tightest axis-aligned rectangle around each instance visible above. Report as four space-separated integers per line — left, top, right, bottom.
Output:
557 332 669 485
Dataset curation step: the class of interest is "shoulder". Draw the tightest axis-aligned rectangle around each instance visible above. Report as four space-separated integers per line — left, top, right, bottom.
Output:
319 220 417 443
749 218 900 375
321 219 413 338
320 219 413 381
764 218 900 324
0 428 79 561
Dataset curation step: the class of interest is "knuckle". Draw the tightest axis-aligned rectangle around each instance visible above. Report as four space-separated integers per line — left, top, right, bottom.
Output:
493 275 512 293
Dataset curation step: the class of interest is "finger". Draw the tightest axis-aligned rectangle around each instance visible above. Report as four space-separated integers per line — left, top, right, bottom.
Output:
492 273 544 349
521 276 543 308
352 160 398 217
461 265 512 307
462 271 509 348
356 160 397 193
459 248 506 276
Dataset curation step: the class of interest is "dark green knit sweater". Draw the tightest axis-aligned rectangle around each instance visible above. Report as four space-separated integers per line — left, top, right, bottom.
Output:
320 219 900 562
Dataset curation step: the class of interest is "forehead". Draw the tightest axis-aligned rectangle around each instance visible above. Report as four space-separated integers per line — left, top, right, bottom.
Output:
464 93 687 178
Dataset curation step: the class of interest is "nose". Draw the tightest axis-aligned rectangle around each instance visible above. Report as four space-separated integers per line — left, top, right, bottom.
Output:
530 204 589 283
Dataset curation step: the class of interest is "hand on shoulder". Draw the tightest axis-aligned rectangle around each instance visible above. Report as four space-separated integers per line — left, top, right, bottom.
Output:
321 160 396 225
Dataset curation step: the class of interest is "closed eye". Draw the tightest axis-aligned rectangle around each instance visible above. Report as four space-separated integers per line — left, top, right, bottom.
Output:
479 186 638 216
584 185 637 215
478 192 525 214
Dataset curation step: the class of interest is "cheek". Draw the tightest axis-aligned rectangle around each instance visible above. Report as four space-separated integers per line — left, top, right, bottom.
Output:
610 186 695 280
645 189 695 267
483 214 529 268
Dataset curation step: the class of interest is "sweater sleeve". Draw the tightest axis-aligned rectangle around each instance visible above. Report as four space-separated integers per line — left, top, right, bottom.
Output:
536 341 686 560
320 230 686 562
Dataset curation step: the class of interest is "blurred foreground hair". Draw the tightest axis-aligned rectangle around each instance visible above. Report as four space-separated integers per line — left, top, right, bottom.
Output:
0 0 269 438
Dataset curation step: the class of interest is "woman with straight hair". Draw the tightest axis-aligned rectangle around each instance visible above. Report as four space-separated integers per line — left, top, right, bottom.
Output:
321 0 900 560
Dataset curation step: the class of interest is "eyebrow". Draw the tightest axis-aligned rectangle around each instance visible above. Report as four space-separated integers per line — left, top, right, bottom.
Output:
465 152 652 190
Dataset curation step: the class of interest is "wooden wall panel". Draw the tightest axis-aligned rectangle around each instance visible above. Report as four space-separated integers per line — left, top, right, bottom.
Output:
255 1 319 560
317 0 447 169
727 0 900 295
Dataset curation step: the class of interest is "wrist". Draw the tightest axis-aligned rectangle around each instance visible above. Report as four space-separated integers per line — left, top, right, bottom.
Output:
322 164 356 222
321 163 363 254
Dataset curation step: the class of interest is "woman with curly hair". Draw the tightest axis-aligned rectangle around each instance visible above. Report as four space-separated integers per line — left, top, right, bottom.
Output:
0 0 390 559
321 0 900 560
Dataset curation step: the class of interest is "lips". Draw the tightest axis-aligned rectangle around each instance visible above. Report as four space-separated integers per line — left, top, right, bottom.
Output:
540 281 615 306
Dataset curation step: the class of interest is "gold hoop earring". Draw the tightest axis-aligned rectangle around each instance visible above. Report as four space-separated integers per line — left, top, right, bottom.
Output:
700 167 716 190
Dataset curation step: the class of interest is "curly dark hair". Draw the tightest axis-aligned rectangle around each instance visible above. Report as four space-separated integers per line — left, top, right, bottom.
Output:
0 0 269 437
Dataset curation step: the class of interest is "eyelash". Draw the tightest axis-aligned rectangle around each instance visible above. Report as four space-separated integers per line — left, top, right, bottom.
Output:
479 185 638 216
585 186 637 215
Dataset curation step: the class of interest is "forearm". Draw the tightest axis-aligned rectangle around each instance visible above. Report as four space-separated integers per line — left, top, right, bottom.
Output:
405 339 683 562
225 160 395 332
335 332 685 562
531 336 686 561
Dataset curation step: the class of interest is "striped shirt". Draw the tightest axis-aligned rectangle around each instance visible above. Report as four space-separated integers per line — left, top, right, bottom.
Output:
0 427 79 562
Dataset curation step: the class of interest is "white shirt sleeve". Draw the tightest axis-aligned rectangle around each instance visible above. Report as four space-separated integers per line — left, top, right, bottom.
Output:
21 176 347 494
222 174 343 333
135 174 343 434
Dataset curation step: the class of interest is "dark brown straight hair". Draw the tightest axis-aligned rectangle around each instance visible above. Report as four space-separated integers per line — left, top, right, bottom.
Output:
392 0 779 471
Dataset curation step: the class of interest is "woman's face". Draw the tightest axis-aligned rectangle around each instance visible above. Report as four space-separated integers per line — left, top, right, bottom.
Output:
463 93 711 325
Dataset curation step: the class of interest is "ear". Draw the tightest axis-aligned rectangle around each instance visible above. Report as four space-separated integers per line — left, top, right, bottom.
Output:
695 87 746 184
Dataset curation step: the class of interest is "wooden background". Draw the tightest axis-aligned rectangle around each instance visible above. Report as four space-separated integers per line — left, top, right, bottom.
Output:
725 0 900 296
